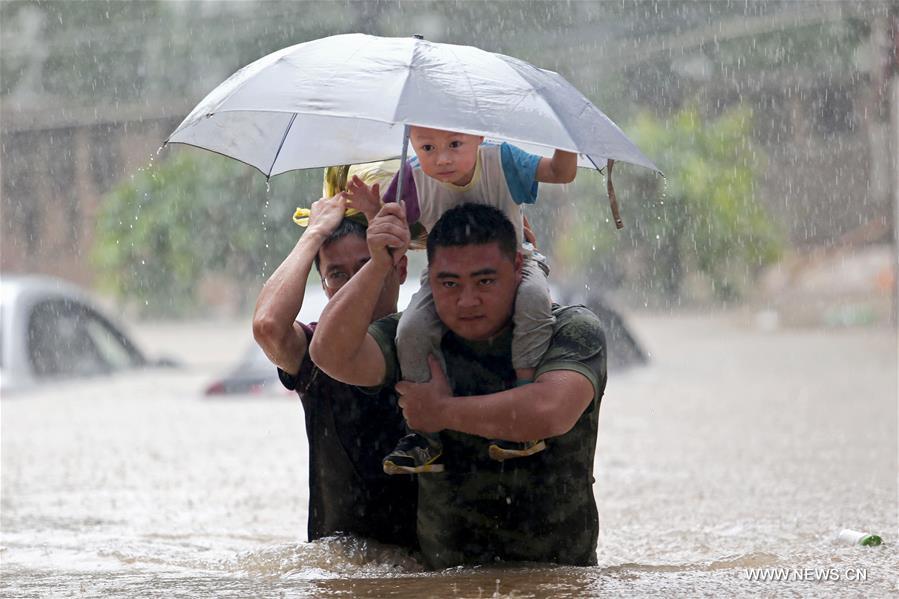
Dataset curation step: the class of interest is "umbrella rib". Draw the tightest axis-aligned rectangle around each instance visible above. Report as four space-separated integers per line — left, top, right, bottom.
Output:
446 47 482 116
199 45 299 118
336 35 373 82
391 39 419 124
536 81 601 168
165 141 277 180
510 66 586 165
268 113 298 178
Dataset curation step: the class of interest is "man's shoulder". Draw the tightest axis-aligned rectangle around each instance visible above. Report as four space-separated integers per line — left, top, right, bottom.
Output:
542 304 606 365
367 313 402 354
364 312 402 389
551 304 605 341
538 303 608 404
368 312 401 336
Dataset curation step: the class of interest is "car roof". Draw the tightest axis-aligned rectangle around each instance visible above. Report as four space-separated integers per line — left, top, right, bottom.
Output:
1 274 151 392
1 274 93 308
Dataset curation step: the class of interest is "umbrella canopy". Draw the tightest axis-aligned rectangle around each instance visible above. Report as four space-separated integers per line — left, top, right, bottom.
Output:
166 33 659 178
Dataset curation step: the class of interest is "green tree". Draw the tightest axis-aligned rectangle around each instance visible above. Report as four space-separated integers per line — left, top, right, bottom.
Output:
92 150 319 316
554 105 782 303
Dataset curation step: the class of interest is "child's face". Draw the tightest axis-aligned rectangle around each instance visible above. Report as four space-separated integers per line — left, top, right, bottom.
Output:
409 126 483 186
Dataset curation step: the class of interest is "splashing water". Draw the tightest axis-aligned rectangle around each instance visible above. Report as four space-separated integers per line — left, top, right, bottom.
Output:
0 314 895 596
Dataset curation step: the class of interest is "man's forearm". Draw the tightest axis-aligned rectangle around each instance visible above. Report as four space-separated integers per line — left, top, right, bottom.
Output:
436 371 594 441
252 229 326 372
309 259 390 385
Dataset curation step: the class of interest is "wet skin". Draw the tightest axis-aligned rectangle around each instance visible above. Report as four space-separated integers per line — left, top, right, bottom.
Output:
318 234 405 321
428 242 523 342
409 126 485 187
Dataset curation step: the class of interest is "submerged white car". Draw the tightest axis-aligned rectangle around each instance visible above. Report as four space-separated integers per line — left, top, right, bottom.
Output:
0 274 174 393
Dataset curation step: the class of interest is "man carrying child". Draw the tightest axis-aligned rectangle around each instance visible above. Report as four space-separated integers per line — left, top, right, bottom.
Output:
347 126 579 474
311 202 607 568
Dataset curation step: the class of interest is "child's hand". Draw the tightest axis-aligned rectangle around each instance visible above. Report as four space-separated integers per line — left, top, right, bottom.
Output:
346 175 382 223
522 214 538 248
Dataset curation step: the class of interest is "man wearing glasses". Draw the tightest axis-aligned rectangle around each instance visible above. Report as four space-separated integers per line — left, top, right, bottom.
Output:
252 192 416 550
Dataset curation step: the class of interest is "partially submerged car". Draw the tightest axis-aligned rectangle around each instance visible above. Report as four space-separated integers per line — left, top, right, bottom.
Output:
205 282 421 397
1 274 176 393
203 342 290 396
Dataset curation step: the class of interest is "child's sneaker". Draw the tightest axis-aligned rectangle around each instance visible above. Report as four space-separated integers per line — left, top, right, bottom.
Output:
383 433 445 474
488 439 546 461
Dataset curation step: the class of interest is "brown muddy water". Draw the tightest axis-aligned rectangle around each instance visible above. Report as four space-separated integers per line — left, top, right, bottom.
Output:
2 313 896 597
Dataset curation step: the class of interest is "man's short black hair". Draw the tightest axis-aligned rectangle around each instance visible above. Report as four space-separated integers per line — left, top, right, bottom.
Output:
426 203 518 264
313 218 367 273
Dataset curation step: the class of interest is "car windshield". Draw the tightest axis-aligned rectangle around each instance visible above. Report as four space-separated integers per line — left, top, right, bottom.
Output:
28 299 143 377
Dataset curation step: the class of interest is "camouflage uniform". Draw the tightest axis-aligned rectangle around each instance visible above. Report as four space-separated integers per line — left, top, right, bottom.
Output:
369 305 606 568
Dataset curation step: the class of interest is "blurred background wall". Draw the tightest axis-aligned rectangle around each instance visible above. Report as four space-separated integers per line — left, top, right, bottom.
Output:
2 0 895 322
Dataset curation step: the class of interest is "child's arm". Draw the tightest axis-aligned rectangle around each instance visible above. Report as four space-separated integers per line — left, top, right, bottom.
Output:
346 175 382 223
535 150 578 184
522 214 537 247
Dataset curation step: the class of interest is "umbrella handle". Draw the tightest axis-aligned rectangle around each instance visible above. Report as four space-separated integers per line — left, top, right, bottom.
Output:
395 124 410 211
607 159 623 229
382 123 412 262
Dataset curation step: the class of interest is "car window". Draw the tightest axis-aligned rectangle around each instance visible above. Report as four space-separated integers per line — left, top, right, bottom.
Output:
28 299 143 378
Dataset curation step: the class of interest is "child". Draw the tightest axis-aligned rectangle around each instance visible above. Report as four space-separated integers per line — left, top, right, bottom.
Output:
352 126 577 474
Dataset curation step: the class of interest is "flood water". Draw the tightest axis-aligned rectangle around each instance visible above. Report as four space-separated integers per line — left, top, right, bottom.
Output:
2 313 896 597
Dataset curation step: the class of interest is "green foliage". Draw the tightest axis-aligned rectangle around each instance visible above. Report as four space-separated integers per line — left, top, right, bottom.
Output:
555 105 782 303
92 150 319 316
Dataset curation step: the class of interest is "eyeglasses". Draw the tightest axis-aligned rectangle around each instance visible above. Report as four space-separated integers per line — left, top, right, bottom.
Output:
322 257 372 291
323 271 350 291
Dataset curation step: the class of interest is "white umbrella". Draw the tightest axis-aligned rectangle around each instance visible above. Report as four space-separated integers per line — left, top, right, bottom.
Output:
166 33 660 226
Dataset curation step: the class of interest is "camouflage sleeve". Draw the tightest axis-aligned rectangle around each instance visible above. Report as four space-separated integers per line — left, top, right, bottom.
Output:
365 313 401 391
534 305 607 405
